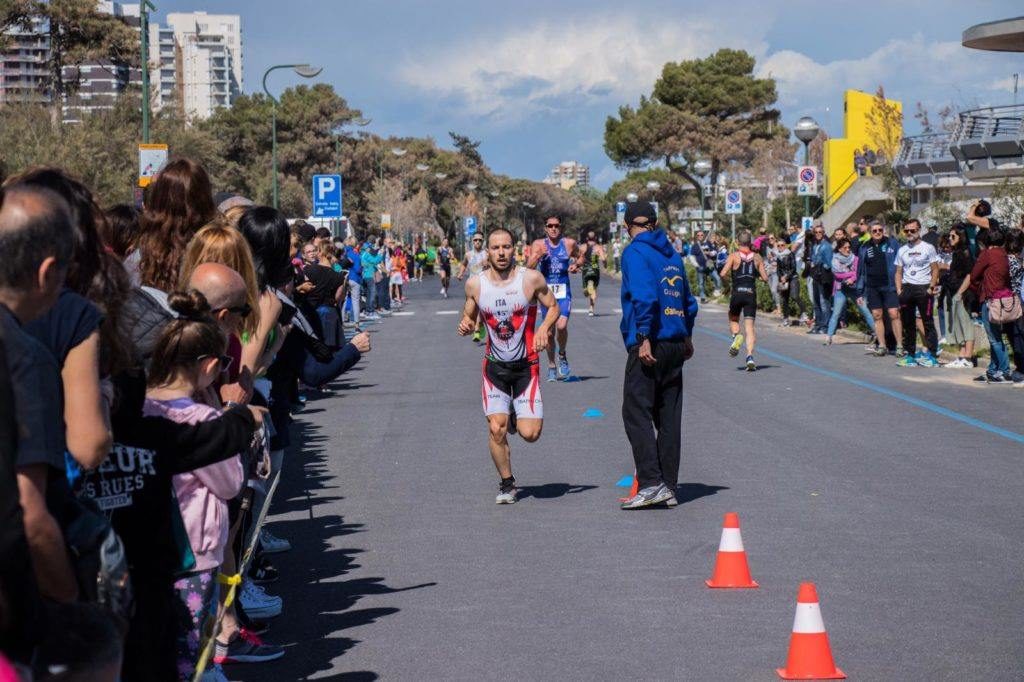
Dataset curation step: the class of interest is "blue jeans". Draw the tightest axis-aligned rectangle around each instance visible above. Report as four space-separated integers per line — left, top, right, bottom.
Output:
695 268 721 298
811 279 832 331
981 303 1011 376
827 285 874 336
363 278 376 312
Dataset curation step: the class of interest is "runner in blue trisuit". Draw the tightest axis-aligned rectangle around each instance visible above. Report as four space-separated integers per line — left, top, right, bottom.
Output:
527 215 584 381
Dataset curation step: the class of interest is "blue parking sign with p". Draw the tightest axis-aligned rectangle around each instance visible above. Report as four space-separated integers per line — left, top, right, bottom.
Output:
312 174 342 218
464 216 478 237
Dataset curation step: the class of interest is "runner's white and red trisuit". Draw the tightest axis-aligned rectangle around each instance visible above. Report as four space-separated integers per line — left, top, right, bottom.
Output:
478 267 542 418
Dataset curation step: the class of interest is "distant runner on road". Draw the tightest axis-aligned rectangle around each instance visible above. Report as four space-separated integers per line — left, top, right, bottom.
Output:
458 233 490 341
720 230 769 371
527 215 584 381
437 238 453 298
458 228 559 504
580 230 606 317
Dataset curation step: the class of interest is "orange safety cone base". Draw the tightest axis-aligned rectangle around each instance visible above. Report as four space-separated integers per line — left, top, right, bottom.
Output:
705 550 758 588
776 666 845 680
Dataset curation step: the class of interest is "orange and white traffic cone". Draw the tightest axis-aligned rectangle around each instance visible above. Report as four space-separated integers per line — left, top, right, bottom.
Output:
618 472 638 503
776 582 845 679
705 512 758 588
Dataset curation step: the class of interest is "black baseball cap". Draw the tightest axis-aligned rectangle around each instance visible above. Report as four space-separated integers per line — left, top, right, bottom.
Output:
624 201 657 227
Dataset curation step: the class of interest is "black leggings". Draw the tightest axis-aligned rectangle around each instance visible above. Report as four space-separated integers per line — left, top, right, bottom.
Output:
779 278 805 318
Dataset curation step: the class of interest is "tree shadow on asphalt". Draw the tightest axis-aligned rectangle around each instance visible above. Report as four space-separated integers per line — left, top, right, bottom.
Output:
673 482 729 505
564 375 609 382
239 410 436 682
518 483 599 499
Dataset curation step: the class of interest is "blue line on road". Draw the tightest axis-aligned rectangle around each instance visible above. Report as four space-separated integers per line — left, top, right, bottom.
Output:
616 475 634 487
583 408 604 419
695 327 1024 446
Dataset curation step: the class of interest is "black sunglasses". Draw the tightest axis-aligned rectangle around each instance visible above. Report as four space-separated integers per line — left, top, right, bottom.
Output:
545 223 561 228
215 303 252 318
198 354 234 373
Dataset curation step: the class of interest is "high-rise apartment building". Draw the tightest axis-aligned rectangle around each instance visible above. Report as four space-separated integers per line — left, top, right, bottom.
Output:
543 161 590 190
149 11 242 120
62 2 142 123
0 16 51 106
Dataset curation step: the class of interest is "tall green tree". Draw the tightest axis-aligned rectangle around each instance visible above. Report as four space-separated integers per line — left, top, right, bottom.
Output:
449 132 483 167
604 49 784 197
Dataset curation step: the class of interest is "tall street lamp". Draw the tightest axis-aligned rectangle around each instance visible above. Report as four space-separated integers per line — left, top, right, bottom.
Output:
377 146 407 183
140 0 156 143
794 116 820 218
263 63 322 209
625 192 639 202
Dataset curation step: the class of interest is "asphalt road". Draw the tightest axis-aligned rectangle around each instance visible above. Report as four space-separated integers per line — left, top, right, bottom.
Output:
240 273 1024 681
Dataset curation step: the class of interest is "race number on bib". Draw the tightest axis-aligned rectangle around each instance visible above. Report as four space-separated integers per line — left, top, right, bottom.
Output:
550 283 567 300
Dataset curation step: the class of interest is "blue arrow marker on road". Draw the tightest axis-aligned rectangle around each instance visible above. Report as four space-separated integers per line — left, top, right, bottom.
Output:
582 408 604 419
615 475 634 487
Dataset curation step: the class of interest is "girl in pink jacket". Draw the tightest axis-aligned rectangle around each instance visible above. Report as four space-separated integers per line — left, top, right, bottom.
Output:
144 290 244 681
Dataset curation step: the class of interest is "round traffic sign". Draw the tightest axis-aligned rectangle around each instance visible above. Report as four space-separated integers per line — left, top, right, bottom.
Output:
726 190 740 203
799 167 816 183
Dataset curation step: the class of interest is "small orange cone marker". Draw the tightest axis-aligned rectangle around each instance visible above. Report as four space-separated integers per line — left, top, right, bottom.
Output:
776 582 846 679
705 512 758 588
618 472 638 503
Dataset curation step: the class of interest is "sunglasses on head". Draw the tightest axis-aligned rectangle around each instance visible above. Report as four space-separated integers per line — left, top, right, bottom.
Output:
215 303 252 318
198 354 234 373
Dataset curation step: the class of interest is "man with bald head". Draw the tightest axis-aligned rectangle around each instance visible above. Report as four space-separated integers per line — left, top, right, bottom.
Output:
188 262 253 405
0 183 76 657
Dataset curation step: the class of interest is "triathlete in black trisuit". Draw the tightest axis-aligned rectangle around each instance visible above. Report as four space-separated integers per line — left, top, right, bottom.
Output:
580 230 605 316
720 230 769 371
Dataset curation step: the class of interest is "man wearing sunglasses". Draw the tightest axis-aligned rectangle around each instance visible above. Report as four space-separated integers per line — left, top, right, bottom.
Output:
457 233 490 342
189 263 256 404
527 216 584 381
894 219 941 367
856 220 904 357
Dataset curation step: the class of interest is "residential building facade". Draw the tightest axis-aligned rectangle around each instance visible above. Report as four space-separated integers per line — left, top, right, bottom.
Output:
544 161 590 190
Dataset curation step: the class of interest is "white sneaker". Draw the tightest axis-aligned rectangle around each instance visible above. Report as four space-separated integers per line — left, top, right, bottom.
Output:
239 581 282 619
259 529 291 554
937 337 947 346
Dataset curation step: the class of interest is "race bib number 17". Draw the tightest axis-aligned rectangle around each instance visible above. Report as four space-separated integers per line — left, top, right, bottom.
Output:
550 283 567 300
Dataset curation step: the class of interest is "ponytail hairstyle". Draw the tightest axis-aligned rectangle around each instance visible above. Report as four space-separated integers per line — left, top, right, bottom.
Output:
146 290 227 388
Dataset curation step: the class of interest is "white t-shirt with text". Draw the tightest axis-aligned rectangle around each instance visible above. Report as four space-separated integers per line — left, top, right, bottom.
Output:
896 241 938 285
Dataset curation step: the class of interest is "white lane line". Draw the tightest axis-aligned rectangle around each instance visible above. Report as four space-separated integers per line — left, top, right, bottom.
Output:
390 311 415 316
435 310 459 315
572 308 590 314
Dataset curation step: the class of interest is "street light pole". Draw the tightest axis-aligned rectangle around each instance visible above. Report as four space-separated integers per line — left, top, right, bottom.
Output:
794 116 820 220
140 0 156 143
692 159 712 232
263 63 322 210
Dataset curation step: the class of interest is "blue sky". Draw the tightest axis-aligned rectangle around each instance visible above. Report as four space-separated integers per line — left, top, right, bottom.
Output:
157 1 1024 188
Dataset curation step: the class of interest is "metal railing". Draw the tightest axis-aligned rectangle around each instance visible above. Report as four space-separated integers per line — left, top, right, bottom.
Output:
952 104 1024 144
895 132 954 165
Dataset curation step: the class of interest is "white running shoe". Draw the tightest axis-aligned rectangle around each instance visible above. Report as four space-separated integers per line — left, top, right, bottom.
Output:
239 581 282 619
259 529 291 554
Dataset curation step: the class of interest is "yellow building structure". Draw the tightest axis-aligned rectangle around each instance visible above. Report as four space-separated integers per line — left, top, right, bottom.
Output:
823 89 903 208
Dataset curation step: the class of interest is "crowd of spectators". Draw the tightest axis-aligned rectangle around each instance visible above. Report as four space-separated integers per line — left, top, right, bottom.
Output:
681 200 1024 383
0 158 380 681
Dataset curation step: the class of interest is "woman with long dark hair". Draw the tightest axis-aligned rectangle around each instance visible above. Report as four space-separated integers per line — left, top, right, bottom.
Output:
136 158 217 293
945 226 976 367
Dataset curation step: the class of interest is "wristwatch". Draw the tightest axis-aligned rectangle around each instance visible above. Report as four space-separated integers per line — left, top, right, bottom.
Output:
635 333 648 345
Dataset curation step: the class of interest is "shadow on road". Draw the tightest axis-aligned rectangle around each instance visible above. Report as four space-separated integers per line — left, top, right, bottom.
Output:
565 375 609 382
733 364 779 371
673 482 729 505
518 483 598 499
237 407 436 682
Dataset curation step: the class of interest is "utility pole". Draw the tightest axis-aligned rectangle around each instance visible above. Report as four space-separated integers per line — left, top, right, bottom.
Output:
140 1 156 143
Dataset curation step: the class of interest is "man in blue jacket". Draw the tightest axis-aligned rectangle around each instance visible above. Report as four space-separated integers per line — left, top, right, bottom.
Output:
855 220 903 356
343 235 364 328
619 202 698 510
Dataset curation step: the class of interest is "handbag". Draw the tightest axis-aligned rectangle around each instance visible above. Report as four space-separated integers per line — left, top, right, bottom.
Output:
988 295 1022 324
63 495 134 622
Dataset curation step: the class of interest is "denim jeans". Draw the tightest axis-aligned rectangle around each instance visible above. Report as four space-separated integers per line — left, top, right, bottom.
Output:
347 280 360 322
363 278 376 312
811 279 832 331
827 285 874 336
981 303 1010 376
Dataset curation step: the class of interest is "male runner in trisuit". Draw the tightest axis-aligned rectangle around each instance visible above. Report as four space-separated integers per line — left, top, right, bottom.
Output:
457 233 490 341
527 215 583 381
720 230 769 371
580 230 606 316
458 227 559 504
437 238 453 298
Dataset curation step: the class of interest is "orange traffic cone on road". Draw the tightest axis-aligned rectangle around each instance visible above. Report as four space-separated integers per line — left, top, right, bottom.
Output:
776 582 846 679
618 472 638 503
705 512 758 588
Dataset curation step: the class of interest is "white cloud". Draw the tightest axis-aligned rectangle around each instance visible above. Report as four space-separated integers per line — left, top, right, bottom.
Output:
396 13 767 124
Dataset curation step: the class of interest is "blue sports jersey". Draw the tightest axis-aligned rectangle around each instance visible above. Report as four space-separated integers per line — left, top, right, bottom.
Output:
540 239 571 286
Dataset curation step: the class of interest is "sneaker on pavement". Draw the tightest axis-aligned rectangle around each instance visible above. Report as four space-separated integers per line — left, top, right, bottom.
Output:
896 356 918 367
728 333 744 357
557 354 571 379
798 313 809 325
239 581 282 619
872 345 888 357
496 478 517 505
547 367 558 382
259 529 291 554
214 630 285 665
917 353 939 367
621 483 674 509
1010 371 1024 385
248 556 279 585
745 355 756 371
937 336 948 345
664 488 679 507
895 346 907 358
